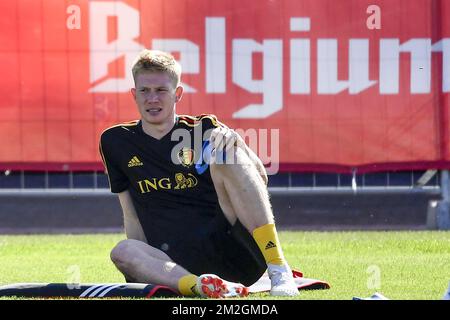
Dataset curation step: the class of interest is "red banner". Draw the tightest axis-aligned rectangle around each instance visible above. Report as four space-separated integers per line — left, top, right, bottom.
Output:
0 0 449 173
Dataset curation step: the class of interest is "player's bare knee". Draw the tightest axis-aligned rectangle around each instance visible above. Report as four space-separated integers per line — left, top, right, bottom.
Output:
110 239 135 267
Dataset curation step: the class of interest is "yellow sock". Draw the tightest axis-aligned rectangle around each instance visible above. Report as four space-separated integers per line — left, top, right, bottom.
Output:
178 274 198 296
252 223 285 265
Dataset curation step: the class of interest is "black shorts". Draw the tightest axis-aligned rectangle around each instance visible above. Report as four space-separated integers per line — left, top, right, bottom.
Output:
168 212 267 287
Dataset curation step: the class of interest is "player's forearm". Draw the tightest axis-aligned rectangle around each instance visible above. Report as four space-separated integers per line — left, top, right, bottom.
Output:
118 190 148 243
124 216 148 243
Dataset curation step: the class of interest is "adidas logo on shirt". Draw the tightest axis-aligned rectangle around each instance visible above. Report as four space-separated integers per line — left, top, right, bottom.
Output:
128 156 144 167
265 241 277 250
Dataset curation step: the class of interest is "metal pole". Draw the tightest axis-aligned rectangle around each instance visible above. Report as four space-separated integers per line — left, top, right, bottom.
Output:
441 170 449 202
437 170 450 229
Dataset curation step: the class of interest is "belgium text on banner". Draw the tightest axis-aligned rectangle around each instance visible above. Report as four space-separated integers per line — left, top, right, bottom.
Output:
0 0 449 173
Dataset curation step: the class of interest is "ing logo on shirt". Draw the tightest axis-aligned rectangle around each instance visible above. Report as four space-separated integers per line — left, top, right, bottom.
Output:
174 173 198 189
137 173 198 194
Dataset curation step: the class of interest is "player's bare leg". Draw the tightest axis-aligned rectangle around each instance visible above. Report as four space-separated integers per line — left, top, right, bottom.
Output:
210 148 299 296
210 149 272 230
110 239 189 288
110 239 248 298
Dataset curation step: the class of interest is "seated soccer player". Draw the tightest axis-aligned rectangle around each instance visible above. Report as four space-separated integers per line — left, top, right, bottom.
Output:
99 49 299 298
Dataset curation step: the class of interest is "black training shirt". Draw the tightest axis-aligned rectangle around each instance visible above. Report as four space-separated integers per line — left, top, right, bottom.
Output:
99 114 225 250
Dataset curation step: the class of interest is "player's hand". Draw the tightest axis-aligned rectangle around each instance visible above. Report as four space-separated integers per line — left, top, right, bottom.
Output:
210 126 268 185
209 127 244 153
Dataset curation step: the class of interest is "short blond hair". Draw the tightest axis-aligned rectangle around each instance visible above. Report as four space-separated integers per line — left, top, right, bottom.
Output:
131 49 181 86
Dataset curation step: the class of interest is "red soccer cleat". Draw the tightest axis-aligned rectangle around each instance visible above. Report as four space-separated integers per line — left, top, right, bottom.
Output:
196 274 249 298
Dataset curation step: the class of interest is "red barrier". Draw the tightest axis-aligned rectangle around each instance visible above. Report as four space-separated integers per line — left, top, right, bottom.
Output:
0 0 449 173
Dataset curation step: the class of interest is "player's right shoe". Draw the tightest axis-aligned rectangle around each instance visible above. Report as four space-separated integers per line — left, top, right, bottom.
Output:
196 274 249 298
267 263 300 296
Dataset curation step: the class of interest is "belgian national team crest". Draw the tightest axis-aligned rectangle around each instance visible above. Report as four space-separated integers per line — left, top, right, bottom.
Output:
177 148 195 167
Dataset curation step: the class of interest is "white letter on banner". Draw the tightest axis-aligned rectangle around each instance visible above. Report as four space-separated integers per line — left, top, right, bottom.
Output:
318 39 347 94
401 39 432 93
349 40 377 94
290 17 311 94
317 39 376 94
432 39 450 92
152 40 199 93
89 1 143 92
290 39 310 94
379 39 399 94
380 39 432 94
206 17 226 93
232 39 283 118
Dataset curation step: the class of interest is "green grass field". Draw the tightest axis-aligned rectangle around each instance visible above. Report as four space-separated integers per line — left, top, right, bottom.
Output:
0 231 449 300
